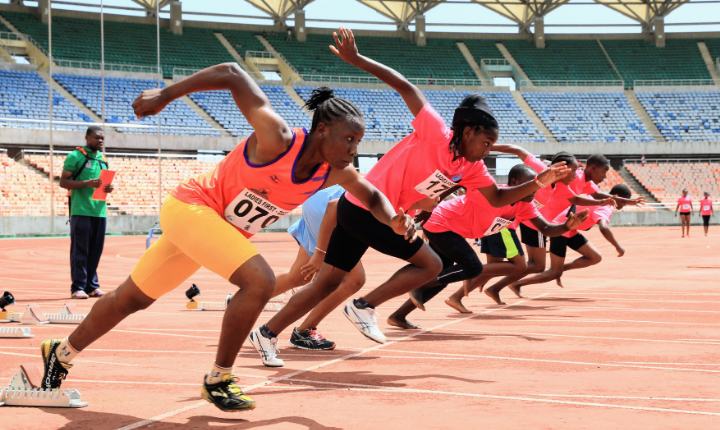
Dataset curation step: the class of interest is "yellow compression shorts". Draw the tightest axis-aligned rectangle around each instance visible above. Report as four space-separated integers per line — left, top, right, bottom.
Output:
131 194 260 300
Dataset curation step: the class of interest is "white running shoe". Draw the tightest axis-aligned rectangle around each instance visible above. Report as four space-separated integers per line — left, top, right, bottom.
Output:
249 327 284 367
343 300 387 344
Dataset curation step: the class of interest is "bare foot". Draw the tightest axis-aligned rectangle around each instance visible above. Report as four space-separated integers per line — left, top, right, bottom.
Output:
484 287 506 305
387 315 421 329
556 277 564 288
409 289 425 311
445 297 473 314
508 284 525 299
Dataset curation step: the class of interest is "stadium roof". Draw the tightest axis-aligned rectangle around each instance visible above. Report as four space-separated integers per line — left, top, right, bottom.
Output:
237 0 691 30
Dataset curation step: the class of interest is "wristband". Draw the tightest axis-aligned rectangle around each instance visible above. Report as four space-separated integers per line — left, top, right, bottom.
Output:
315 247 326 254
533 176 546 188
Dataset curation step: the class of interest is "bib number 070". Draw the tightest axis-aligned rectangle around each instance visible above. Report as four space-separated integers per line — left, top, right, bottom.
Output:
224 189 290 234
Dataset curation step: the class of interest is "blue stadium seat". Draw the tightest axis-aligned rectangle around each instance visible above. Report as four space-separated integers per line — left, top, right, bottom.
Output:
636 91 720 142
0 69 89 131
523 92 652 143
54 74 219 136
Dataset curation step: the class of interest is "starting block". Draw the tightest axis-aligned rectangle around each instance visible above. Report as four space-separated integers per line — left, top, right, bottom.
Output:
1 364 87 408
0 327 34 338
184 284 292 312
0 304 86 325
146 227 162 249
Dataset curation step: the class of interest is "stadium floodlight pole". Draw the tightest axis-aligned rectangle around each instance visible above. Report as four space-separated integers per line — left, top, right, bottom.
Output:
156 0 162 221
101 0 105 124
48 0 55 233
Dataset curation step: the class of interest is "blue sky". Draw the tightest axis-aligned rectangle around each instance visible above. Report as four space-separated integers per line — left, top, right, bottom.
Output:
7 0 719 33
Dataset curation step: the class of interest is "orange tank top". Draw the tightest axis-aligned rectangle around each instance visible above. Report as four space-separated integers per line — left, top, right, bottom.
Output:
171 128 330 237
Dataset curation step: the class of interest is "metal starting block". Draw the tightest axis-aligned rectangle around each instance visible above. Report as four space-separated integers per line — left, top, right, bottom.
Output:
1 364 88 408
0 327 34 338
185 284 293 312
0 304 86 325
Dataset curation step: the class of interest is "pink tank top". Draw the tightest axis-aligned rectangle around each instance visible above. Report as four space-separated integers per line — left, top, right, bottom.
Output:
172 128 330 237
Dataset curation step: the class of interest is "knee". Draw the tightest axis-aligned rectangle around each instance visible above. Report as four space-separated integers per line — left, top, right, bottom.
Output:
339 273 365 296
513 259 528 274
114 290 152 314
466 262 484 280
424 253 444 278
231 267 276 302
590 253 602 266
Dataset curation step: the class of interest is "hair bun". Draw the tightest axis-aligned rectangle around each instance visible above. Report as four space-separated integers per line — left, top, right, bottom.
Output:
304 87 335 112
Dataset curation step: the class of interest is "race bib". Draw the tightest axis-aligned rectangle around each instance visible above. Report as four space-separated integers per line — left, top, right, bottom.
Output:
484 217 513 237
224 189 290 234
415 170 457 199
682 204 691 211
703 205 710 211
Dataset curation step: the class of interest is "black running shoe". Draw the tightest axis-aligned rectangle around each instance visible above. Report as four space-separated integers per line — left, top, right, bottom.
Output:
289 327 336 350
40 339 73 389
201 374 256 412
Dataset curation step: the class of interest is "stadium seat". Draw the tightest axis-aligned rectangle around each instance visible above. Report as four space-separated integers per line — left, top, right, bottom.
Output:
0 69 89 131
636 91 720 142
626 161 720 205
522 92 652 143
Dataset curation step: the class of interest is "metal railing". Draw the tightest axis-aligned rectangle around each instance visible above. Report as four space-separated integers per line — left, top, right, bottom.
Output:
23 149 225 160
245 50 275 59
634 79 717 87
0 31 50 58
625 158 720 165
0 204 159 217
54 59 161 75
480 58 511 67
520 79 624 87
298 74 493 87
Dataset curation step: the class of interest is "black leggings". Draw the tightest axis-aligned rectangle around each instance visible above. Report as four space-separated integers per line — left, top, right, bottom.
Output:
412 230 484 306
703 215 711 228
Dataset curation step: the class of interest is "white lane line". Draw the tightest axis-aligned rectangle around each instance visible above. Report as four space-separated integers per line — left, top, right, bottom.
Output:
439 328 720 346
341 348 720 374
108 329 217 340
273 379 720 417
114 294 549 430
543 297 720 304
515 317 720 327
527 394 720 402
549 306 720 314
616 362 720 366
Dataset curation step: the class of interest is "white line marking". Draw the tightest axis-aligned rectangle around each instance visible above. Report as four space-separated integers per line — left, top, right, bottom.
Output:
114 294 549 430
440 328 720 346
527 394 720 402
515 317 720 327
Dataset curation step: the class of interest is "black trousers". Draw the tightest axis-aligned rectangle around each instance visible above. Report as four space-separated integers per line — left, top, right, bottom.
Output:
413 230 484 305
70 215 107 293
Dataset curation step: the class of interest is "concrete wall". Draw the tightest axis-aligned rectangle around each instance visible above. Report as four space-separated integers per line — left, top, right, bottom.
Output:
0 214 302 236
0 211 716 236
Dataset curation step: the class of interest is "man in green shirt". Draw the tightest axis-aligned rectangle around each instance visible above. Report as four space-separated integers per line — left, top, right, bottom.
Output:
60 126 114 299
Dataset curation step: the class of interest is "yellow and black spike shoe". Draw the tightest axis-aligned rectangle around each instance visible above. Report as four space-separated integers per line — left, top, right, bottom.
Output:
40 339 73 389
201 374 256 412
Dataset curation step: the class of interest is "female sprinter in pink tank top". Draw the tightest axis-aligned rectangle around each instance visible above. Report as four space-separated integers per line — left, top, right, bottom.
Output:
248 28 569 366
675 188 693 237
38 64 415 413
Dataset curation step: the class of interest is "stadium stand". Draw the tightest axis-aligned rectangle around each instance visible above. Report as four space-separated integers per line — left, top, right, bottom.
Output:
0 12 235 78
189 85 308 137
0 151 67 216
704 38 720 63
501 39 618 83
596 166 632 194
0 18 10 33
53 74 218 135
219 29 268 56
0 69 91 130
635 91 720 142
462 39 504 64
601 39 712 88
293 86 543 142
626 161 720 205
266 33 476 80
522 92 652 142
24 152 222 215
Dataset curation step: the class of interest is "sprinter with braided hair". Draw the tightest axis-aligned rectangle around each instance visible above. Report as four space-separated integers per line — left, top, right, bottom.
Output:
249 28 571 360
39 63 417 413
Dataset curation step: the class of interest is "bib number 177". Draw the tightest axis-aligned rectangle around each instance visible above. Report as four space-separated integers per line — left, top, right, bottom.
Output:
415 170 457 200
224 189 290 235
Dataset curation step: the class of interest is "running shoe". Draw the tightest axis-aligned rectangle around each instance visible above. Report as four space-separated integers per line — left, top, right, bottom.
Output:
87 289 106 297
40 339 73 389
343 300 386 344
201 374 256 412
249 327 284 367
289 327 336 350
71 291 88 299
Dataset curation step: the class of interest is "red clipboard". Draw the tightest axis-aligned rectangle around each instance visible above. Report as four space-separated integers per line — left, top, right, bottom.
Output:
91 170 116 201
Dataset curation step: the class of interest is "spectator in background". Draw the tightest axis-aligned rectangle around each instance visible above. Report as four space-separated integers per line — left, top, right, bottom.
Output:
675 188 693 238
701 191 713 236
59 126 114 299
287 28 292 41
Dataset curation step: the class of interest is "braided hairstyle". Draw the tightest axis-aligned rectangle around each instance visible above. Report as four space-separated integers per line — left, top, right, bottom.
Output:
303 87 363 132
551 151 577 166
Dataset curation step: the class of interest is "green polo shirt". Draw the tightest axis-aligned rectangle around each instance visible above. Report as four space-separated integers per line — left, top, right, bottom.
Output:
63 147 109 218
